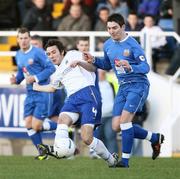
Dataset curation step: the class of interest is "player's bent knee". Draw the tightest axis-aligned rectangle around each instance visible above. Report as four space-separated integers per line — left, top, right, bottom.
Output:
32 125 42 131
81 134 93 145
112 121 121 132
112 117 121 132
112 124 120 132
32 122 42 131
58 112 75 126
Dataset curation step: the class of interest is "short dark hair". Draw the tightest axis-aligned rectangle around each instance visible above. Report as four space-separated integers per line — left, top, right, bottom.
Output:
98 6 109 14
44 39 65 54
128 11 138 16
144 14 155 21
17 27 30 37
76 37 89 43
31 34 43 41
107 13 125 27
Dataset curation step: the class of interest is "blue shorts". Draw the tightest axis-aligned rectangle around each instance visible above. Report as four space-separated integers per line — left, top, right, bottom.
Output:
113 82 149 116
24 91 49 120
48 89 66 118
61 86 102 126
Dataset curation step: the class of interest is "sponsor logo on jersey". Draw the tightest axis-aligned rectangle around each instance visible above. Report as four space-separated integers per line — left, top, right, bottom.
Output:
123 49 130 57
28 58 34 65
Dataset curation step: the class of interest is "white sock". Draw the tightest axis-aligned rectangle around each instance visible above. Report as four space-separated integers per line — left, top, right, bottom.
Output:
145 131 152 141
42 120 50 130
88 137 115 166
55 124 69 143
27 128 37 136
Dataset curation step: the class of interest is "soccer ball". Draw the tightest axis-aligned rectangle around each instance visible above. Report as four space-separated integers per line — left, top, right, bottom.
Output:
54 138 76 158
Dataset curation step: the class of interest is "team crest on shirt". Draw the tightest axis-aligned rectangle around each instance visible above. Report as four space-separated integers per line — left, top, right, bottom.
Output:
65 60 68 64
139 55 145 61
28 58 34 65
123 49 130 57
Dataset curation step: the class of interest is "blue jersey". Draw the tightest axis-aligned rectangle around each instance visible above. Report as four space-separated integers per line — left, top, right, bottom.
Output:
15 46 55 119
15 46 55 92
94 35 150 85
48 89 66 118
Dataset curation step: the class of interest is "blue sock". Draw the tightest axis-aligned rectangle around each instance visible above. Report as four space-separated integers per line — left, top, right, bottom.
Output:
133 124 148 139
42 119 57 131
120 122 134 167
93 127 100 139
150 133 158 144
133 124 158 143
27 128 42 152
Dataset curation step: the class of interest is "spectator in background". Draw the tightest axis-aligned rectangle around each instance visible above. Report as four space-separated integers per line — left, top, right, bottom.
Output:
62 0 96 21
166 44 180 76
94 6 110 51
138 0 161 19
140 15 167 72
76 37 90 52
97 0 129 20
30 35 43 48
94 6 109 31
125 11 143 31
17 0 34 24
0 0 20 29
126 0 140 13
158 0 173 31
160 0 173 20
94 69 119 154
57 4 91 50
22 0 53 30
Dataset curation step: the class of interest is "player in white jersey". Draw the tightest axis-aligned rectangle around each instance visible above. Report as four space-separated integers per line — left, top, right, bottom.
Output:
33 39 118 166
52 50 96 97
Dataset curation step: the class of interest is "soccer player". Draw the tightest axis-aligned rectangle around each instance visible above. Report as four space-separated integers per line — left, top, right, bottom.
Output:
30 34 43 49
10 27 56 159
83 13 164 168
33 39 118 167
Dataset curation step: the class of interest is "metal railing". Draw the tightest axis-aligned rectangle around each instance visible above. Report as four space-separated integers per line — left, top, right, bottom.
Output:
0 31 180 67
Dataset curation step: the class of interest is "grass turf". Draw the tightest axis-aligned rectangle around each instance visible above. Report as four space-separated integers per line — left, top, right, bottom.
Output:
0 156 180 179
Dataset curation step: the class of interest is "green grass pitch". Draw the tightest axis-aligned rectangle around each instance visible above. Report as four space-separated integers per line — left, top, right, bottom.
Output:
0 156 180 179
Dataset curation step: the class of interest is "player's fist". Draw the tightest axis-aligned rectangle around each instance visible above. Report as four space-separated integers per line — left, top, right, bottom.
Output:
26 75 35 84
10 74 17 84
83 52 94 63
70 60 79 68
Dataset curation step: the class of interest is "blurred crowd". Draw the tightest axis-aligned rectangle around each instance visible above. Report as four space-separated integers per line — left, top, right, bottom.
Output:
0 0 174 32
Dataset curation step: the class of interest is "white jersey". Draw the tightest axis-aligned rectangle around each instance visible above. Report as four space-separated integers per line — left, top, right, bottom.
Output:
50 64 59 81
51 50 95 96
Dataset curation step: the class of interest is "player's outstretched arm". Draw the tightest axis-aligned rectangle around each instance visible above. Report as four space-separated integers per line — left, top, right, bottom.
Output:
33 83 56 92
70 60 96 72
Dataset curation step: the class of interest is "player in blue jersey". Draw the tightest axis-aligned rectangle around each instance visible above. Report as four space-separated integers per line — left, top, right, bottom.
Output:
10 27 56 160
83 14 164 168
33 39 118 167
